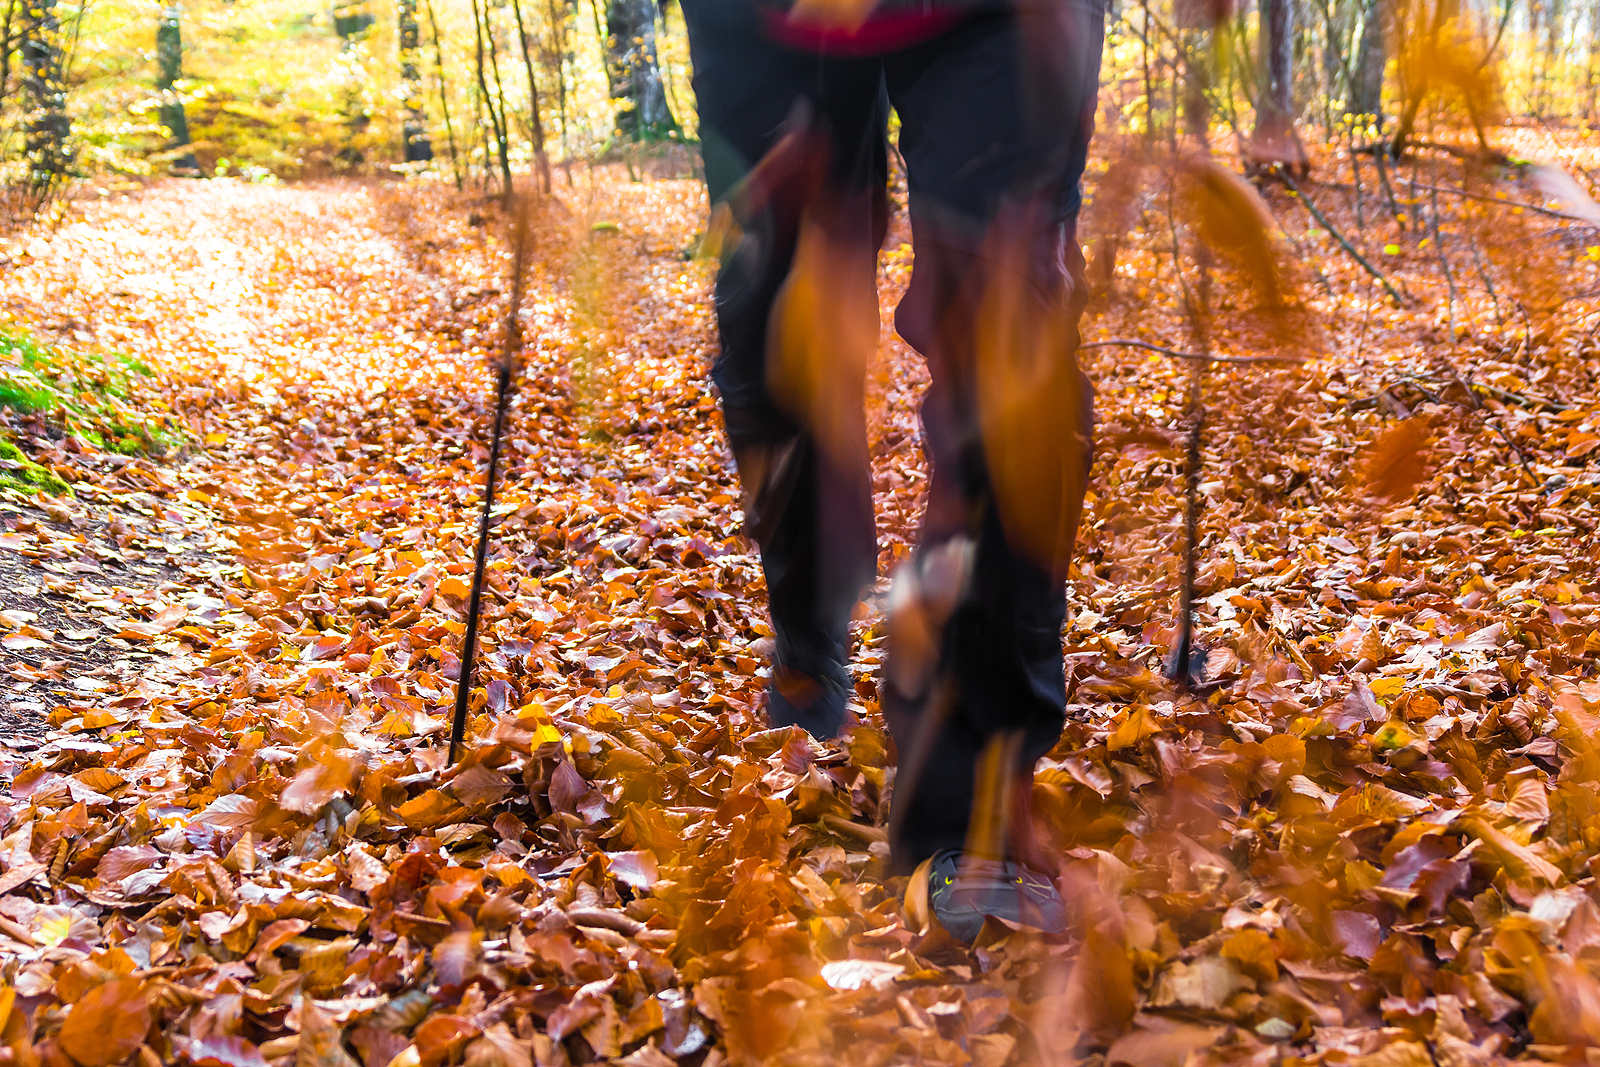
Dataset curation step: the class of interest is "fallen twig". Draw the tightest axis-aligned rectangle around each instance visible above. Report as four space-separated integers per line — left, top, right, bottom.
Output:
1402 180 1595 225
1274 169 1408 307
1383 372 1542 480
1383 370 1568 413
1080 338 1305 364
1465 379 1570 413
1352 139 1508 165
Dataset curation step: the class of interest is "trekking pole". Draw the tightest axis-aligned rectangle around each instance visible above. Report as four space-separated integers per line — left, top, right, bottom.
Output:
450 195 534 765
1166 221 1213 689
1164 365 1207 687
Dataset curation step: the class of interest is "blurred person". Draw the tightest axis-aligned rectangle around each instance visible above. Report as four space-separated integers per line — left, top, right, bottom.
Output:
682 0 1103 941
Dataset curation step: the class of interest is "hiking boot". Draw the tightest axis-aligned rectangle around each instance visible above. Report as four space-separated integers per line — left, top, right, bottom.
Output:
767 663 852 739
904 849 1066 944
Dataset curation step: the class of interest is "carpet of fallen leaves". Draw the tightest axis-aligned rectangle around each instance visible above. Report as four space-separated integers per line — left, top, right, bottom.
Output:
0 126 1597 1067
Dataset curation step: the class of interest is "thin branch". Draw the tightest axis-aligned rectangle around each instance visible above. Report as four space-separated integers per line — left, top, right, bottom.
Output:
1480 0 1516 73
1429 174 1459 339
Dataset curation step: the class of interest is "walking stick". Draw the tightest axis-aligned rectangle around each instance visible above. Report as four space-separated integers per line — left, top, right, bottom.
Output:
450 195 534 765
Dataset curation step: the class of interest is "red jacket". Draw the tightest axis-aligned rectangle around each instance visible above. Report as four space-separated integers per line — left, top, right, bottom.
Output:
757 0 1007 53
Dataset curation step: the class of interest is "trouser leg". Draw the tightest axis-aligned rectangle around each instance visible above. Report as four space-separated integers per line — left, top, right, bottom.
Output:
881 3 1104 871
682 1 885 737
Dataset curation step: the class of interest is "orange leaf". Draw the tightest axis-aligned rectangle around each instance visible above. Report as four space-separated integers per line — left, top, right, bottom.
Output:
58 978 149 1067
1361 418 1432 501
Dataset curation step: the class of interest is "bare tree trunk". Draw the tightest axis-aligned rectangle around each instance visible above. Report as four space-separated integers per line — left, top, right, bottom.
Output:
1389 0 1448 157
509 0 552 193
20 0 70 191
1353 0 1384 124
332 0 374 167
399 0 434 162
425 0 462 188
334 1 375 39
588 0 618 101
604 0 676 140
156 5 199 173
1249 0 1308 171
477 93 491 191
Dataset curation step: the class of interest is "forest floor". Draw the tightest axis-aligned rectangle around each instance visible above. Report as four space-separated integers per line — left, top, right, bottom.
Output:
0 130 1597 1067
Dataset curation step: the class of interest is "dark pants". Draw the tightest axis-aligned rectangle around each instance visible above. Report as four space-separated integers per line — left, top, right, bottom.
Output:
683 0 1103 871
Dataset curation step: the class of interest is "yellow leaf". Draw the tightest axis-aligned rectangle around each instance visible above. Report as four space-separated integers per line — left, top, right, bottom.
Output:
34 910 72 948
1221 928 1278 981
1107 706 1161 752
1372 720 1415 751
1464 814 1564 886
1368 677 1406 700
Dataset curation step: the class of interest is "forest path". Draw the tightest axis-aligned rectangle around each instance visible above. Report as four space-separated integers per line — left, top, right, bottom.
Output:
0 175 1595 1064
0 175 783 736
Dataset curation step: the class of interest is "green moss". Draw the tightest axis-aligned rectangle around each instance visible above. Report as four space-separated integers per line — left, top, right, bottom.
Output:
117 354 157 378
0 328 161 411
0 326 183 478
0 375 57 413
0 440 69 495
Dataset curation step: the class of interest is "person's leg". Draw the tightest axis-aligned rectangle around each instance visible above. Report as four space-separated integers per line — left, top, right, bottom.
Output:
682 1 886 737
882 0 1104 872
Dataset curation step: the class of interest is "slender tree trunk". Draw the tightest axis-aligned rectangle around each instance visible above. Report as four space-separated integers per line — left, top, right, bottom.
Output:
333 1 373 166
588 0 617 99
1183 30 1209 143
20 0 70 191
471 0 512 197
481 0 515 200
655 2 686 135
1353 0 1384 124
0 0 17 112
399 0 434 162
333 1 375 40
469 60 488 191
604 0 675 140
509 0 552 193
425 0 463 188
1264 0 1292 118
545 0 572 179
476 93 491 191
1140 0 1154 141
1588 0 1600 122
